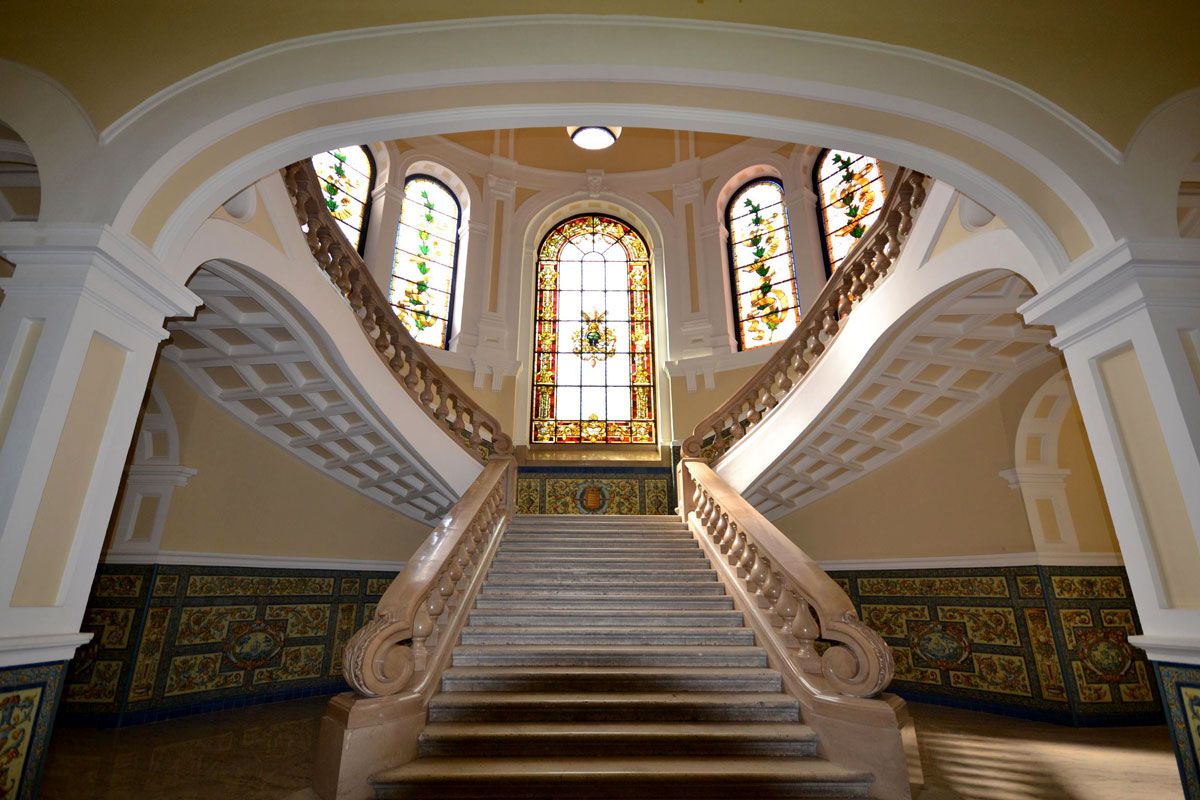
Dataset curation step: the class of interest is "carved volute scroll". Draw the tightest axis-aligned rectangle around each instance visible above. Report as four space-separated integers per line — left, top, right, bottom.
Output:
281 160 513 463
342 456 516 697
683 169 929 462
680 459 894 699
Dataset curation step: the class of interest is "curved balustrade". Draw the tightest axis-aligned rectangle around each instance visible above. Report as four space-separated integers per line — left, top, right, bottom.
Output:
679 459 894 698
282 160 512 462
683 169 930 461
343 456 516 698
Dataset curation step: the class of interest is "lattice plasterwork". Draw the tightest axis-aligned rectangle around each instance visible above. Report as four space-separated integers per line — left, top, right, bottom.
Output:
746 272 1055 519
162 266 455 522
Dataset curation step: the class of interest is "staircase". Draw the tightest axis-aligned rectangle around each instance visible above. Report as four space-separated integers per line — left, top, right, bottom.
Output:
371 514 874 799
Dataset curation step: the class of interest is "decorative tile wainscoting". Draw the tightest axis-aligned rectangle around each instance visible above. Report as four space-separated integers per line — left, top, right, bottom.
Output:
516 466 673 515
0 661 67 800
58 563 396 726
1156 662 1200 800
827 565 1162 725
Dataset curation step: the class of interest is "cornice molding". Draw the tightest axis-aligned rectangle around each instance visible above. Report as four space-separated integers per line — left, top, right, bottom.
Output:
819 550 1123 572
102 550 406 573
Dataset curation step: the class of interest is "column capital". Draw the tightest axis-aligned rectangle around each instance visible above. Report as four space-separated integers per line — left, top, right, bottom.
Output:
1019 237 1200 350
0 224 201 332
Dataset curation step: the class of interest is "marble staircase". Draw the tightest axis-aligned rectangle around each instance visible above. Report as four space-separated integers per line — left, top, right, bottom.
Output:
371 514 874 798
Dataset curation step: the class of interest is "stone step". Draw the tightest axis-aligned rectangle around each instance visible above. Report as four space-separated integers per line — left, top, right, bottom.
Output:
496 544 703 556
439 666 781 693
492 554 708 566
373 757 871 799
459 626 756 646
502 534 693 544
486 566 717 580
417 721 817 758
478 581 727 596
472 595 735 610
451 645 768 668
426 691 800 723
467 608 744 628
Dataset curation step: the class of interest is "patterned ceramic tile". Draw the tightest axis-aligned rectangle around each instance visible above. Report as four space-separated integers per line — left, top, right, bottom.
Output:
833 565 1159 724
516 466 674 515
1156 662 1200 800
0 661 67 800
61 564 393 724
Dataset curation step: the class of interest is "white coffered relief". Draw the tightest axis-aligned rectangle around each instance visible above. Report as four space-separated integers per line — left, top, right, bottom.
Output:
163 265 456 522
745 272 1055 518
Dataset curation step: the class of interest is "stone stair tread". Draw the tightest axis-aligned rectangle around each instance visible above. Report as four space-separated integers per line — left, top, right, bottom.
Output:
474 594 733 606
429 691 798 708
420 721 818 740
374 755 869 782
440 666 780 689
468 609 743 624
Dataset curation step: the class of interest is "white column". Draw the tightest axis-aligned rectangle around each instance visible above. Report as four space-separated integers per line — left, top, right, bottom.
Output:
1021 238 1200 664
361 183 404 290
0 226 199 667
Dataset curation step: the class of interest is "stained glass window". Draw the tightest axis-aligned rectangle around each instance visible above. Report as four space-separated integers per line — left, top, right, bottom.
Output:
390 175 461 349
815 149 887 273
311 146 374 254
530 215 656 445
726 178 800 350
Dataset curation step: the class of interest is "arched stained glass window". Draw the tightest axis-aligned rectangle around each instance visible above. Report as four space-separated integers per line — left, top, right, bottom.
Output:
726 178 800 350
390 175 461 349
530 215 656 445
815 149 887 273
311 146 374 254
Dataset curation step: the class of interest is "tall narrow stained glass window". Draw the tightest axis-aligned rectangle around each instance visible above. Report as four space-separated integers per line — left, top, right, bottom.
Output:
531 215 656 445
815 149 887 273
311 146 374 254
390 175 461 349
726 178 800 350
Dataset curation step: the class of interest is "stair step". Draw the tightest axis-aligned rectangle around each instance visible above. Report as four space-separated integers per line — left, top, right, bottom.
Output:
467 609 744 627
417 721 817 757
487 567 717 579
472 595 734 610
459 626 755 646
502 534 693 544
452 645 768 668
479 581 725 595
427 691 800 723
492 555 707 566
440 666 781 693
374 756 870 799
497 545 703 556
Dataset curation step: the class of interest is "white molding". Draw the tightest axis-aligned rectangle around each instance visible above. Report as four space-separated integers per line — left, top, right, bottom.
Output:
102 549 406 573
819 550 1124 572
1127 635 1200 667
0 633 93 668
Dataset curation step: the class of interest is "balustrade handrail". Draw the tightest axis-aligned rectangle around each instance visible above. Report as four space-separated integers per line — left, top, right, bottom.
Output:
683 169 929 461
342 456 516 698
679 459 893 698
282 160 512 463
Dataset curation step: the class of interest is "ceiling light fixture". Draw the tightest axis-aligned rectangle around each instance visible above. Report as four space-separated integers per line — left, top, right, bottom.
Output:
567 126 622 150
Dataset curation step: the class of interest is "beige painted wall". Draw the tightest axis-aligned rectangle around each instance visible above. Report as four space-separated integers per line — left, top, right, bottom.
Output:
150 362 432 561
669 366 760 439
774 362 1065 561
1058 402 1121 552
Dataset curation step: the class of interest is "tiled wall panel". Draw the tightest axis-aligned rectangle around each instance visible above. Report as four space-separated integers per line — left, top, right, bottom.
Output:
0 661 67 800
516 466 673 515
1156 662 1200 800
830 565 1161 725
60 563 395 725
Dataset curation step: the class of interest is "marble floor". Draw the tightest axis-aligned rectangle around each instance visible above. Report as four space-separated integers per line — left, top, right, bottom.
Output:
39 698 1184 800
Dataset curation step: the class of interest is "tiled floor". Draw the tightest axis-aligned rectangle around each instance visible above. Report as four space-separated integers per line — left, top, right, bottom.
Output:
39 698 1184 800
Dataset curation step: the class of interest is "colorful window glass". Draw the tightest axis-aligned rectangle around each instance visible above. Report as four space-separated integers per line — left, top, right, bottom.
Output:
311 146 374 254
530 215 656 445
390 175 462 349
815 149 887 273
726 178 800 350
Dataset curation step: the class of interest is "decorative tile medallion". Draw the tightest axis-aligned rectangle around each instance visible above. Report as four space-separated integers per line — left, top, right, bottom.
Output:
516 466 673 515
0 661 67 800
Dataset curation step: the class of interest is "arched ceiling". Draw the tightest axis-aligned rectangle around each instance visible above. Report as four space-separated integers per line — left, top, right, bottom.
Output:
2 4 1198 149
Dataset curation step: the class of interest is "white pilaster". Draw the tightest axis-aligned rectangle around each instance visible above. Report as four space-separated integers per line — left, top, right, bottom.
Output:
1021 238 1200 664
0 225 199 665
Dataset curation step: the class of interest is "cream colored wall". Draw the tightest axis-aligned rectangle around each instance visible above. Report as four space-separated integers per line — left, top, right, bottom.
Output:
774 362 1065 561
669 367 761 438
148 362 431 562
927 196 1007 261
440 366 518 434
1058 403 1121 553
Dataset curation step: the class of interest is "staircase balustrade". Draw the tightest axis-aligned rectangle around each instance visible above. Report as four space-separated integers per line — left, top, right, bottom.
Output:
342 456 517 698
682 168 930 461
679 459 894 698
282 160 512 463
